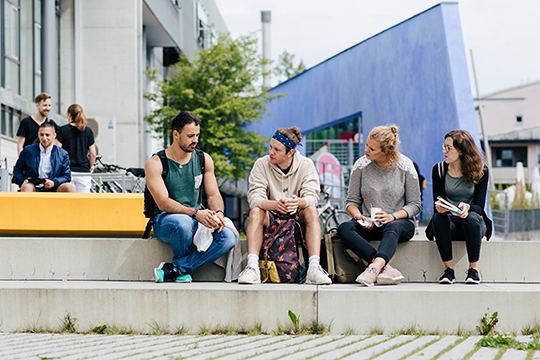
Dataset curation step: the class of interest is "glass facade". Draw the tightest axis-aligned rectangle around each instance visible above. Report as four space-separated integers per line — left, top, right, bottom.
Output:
1 0 60 140
306 116 362 165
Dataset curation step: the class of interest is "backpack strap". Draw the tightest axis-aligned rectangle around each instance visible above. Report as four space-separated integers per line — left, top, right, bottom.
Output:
196 149 205 177
142 150 170 239
437 161 445 179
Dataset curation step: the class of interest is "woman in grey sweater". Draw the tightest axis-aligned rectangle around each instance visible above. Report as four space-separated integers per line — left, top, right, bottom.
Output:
338 125 421 286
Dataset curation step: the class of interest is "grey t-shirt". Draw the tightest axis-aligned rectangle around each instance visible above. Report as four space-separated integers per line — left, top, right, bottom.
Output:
445 173 474 210
345 154 422 224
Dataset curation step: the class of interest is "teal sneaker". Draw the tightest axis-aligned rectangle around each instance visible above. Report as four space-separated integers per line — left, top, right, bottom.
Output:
175 274 193 283
154 262 180 283
154 268 164 283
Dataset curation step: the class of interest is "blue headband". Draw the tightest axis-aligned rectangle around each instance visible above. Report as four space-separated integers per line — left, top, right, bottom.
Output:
272 132 297 150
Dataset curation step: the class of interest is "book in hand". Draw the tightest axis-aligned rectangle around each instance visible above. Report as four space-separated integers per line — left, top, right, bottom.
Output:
435 196 463 215
27 177 46 185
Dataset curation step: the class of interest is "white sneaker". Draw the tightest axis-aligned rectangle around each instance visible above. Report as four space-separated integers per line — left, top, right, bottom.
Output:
238 266 261 284
305 265 332 285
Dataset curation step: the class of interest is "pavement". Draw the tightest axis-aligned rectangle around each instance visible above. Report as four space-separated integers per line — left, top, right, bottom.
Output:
1 333 539 359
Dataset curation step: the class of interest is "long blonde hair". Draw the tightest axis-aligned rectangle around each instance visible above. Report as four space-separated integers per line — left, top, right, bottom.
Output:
368 125 400 165
67 104 87 131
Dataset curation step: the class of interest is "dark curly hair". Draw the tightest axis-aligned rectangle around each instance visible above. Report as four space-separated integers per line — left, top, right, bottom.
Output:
445 130 484 184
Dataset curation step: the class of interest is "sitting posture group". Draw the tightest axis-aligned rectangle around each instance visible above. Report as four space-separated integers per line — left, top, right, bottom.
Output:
146 111 492 286
13 93 95 193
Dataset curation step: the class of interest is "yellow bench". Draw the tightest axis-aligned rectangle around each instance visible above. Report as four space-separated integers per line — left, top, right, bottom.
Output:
0 192 148 236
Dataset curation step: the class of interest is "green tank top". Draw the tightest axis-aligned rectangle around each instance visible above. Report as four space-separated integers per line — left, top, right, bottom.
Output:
156 152 202 215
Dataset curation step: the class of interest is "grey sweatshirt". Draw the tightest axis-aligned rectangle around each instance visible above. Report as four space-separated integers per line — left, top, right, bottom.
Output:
346 154 421 224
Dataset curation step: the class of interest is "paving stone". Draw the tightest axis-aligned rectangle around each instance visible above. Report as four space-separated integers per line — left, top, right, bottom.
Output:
499 348 528 360
215 335 320 360
340 335 414 360
438 336 482 360
406 335 460 359
186 336 287 360
378 335 439 359
309 335 388 359
277 335 365 360
43 335 180 359
117 335 228 360
151 335 270 360
469 346 500 360
248 335 341 360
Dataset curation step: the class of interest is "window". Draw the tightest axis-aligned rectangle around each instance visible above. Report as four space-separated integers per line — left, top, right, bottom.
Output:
494 147 528 167
516 116 523 124
3 0 21 94
1 104 22 138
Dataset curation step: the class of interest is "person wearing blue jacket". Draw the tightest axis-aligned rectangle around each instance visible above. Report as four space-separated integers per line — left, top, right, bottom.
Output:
13 122 76 192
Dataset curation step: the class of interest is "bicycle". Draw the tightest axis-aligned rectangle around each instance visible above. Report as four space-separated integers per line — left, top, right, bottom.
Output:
90 156 145 193
317 191 351 234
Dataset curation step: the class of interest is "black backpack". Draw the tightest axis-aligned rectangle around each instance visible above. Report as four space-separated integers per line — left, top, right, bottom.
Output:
142 149 205 239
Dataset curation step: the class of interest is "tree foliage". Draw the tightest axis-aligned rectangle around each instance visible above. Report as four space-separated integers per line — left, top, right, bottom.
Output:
144 34 278 182
273 50 307 84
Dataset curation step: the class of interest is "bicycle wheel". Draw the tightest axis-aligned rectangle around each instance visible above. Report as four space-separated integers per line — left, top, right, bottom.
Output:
325 210 351 233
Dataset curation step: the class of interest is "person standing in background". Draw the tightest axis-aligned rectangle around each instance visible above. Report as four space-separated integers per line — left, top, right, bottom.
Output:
57 104 96 193
16 93 58 155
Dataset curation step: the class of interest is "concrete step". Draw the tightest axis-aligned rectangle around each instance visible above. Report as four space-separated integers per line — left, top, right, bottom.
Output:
2 333 538 359
1 281 540 336
1 235 539 283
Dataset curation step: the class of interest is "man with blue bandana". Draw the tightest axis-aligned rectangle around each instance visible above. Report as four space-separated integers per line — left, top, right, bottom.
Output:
239 126 332 285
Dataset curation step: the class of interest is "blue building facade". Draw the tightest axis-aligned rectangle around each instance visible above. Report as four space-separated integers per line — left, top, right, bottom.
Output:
249 3 478 218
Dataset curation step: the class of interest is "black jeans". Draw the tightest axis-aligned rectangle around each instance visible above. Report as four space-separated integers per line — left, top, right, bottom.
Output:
431 212 486 263
338 219 415 264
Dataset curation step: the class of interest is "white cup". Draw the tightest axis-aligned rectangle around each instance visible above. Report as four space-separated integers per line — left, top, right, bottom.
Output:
371 207 382 221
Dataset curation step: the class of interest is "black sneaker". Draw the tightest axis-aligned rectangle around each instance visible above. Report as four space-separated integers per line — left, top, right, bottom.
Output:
153 262 180 283
466 268 481 284
439 268 455 284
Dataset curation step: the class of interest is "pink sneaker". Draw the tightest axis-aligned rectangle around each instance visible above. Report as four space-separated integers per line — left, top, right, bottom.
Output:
356 263 379 287
377 264 405 285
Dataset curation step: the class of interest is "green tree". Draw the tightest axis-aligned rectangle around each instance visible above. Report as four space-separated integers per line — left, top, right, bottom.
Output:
273 50 307 84
145 34 278 182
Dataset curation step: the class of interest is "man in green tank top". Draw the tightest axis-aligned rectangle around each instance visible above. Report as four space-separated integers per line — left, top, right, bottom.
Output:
145 111 236 282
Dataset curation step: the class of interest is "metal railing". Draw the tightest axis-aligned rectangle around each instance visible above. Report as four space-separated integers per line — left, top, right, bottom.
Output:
0 157 9 191
488 189 509 240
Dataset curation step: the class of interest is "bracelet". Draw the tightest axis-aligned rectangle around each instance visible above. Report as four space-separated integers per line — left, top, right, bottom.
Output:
391 213 397 220
216 210 224 215
191 209 199 220
353 214 361 219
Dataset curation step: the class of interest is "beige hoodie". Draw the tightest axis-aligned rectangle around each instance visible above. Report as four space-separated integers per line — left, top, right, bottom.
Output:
248 151 320 209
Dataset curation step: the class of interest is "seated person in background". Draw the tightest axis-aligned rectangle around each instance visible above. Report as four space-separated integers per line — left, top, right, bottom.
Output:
238 126 332 285
13 122 76 192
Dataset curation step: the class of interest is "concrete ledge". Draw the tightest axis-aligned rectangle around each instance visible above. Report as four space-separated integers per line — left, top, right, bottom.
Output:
0 237 227 282
0 282 317 334
377 239 540 283
0 193 147 236
0 281 539 335
2 236 539 283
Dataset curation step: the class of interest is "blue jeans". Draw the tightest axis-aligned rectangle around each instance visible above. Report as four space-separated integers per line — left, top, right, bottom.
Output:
338 219 415 264
153 212 236 275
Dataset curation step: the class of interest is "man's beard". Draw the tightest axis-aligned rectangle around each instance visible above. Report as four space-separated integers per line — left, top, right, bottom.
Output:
39 110 49 117
180 143 195 153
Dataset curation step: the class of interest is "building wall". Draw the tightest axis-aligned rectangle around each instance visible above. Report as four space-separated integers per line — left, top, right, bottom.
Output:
251 3 477 217
477 81 540 137
1 0 227 179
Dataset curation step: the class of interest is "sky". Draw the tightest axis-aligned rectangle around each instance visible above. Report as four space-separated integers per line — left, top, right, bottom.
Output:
214 0 540 95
